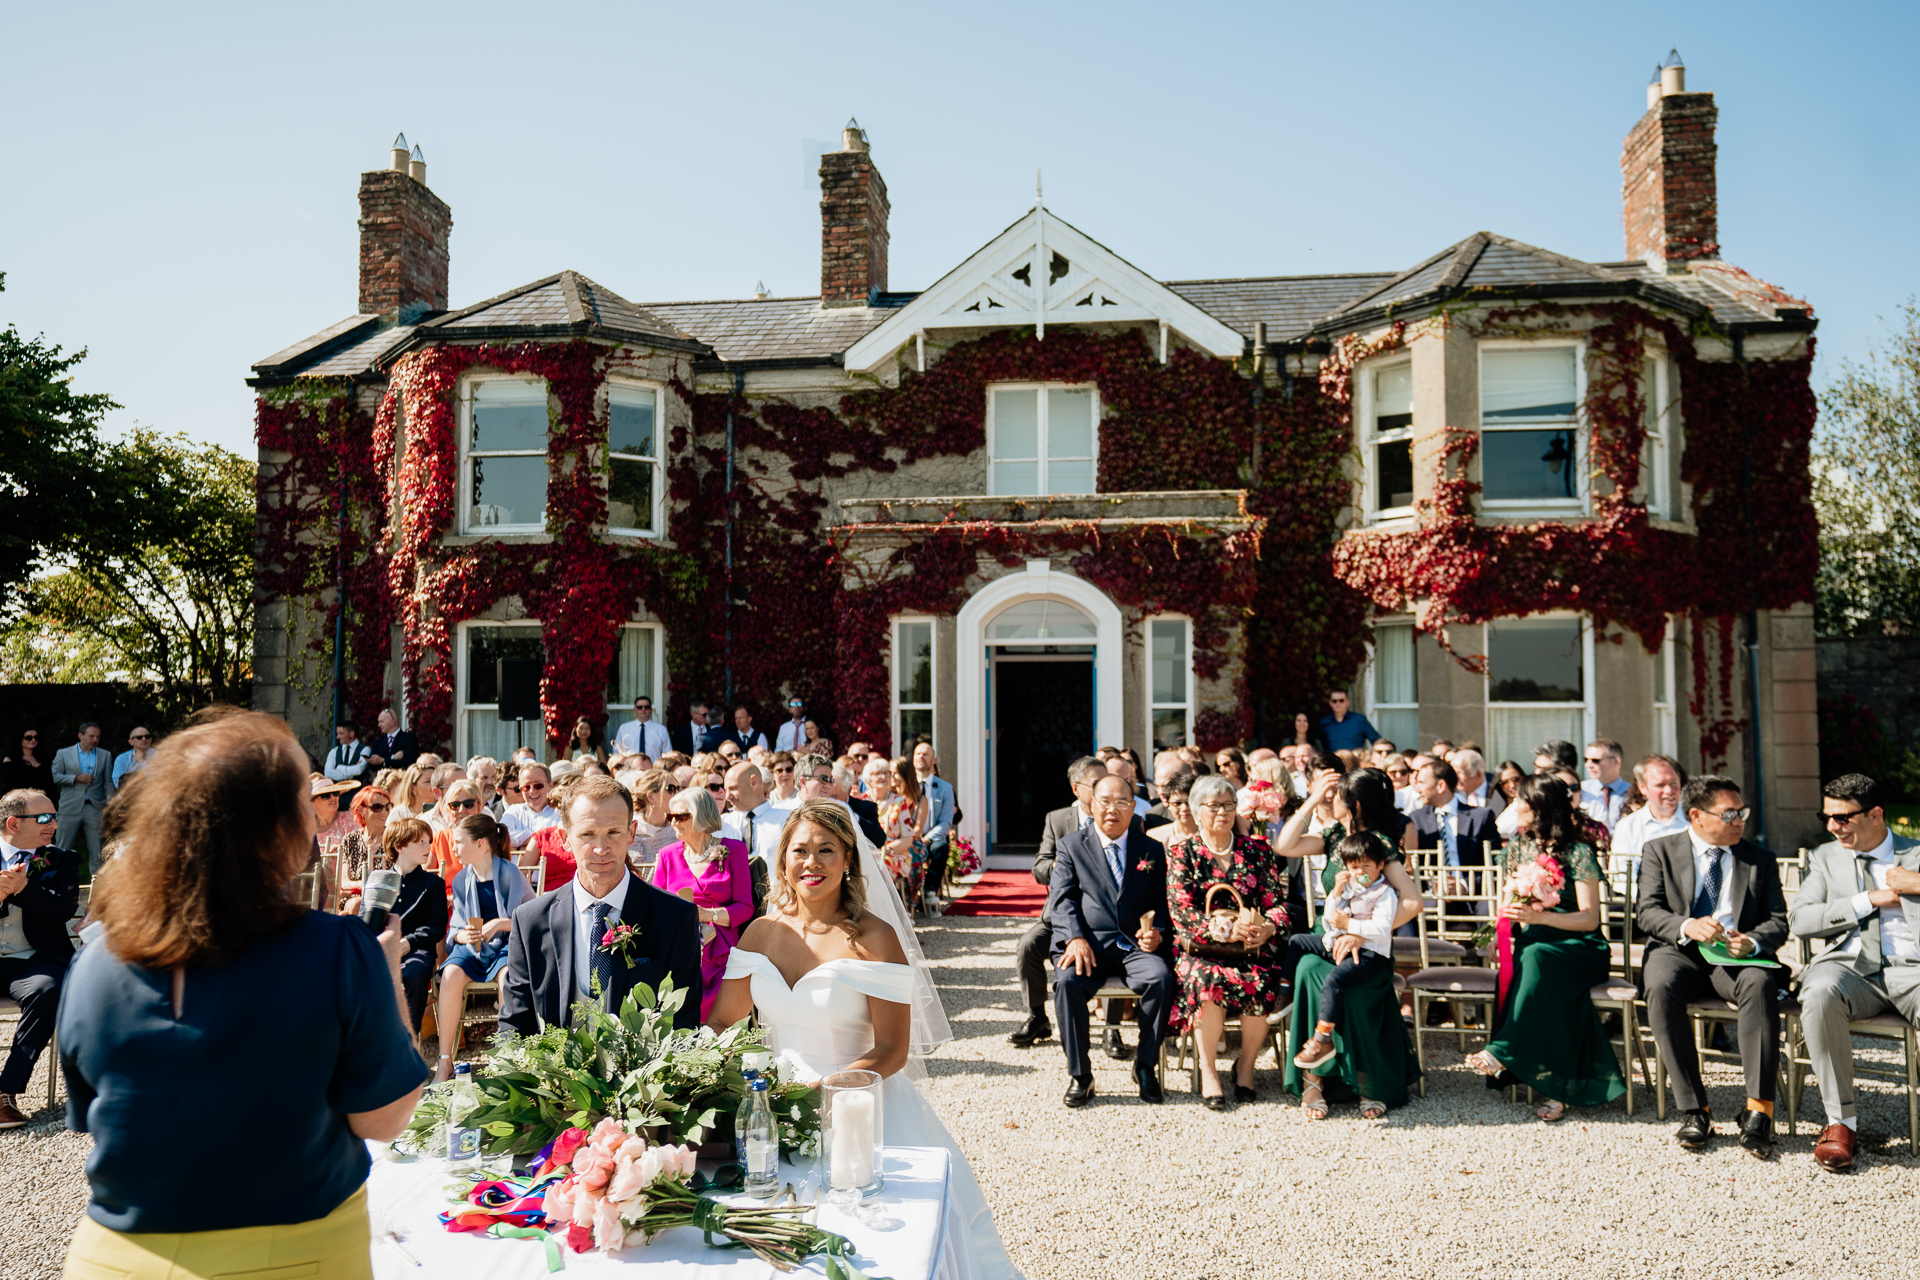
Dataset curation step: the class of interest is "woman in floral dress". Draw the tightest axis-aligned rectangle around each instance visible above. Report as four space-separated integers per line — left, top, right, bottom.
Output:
1167 774 1300 1109
1464 775 1624 1120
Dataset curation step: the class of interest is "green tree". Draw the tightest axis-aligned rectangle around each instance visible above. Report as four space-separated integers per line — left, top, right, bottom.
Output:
0 272 117 608
8 429 255 714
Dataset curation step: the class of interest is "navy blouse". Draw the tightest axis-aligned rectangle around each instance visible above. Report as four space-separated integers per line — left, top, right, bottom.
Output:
58 911 428 1233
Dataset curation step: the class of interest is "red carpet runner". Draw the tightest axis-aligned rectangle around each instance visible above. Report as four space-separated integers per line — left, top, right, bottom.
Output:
942 870 1047 918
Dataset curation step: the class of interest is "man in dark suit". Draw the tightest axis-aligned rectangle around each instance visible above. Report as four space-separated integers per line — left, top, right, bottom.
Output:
673 702 712 756
1051 775 1174 1106
367 708 419 773
702 706 767 755
1636 774 1789 1156
1408 758 1502 871
0 788 80 1128
1010 756 1107 1049
501 775 701 1033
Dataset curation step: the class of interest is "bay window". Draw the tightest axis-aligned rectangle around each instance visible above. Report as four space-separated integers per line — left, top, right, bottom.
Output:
1479 345 1583 510
893 619 934 747
1484 615 1593 771
1367 361 1415 516
1368 618 1419 749
462 379 550 533
607 383 661 536
1146 616 1193 750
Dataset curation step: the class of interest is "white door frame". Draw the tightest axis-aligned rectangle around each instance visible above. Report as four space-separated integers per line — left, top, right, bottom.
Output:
954 561 1125 846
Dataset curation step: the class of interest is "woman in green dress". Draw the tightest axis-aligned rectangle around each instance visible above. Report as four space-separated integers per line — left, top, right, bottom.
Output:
1270 766 1420 1119
1464 774 1625 1121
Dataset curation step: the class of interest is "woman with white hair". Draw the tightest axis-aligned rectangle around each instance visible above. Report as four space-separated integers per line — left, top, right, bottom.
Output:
652 783 751 1021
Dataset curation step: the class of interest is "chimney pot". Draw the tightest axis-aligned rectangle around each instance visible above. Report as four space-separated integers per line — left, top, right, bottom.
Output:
408 144 427 185
390 132 410 172
842 117 869 153
752 279 770 300
1620 62 1717 266
1646 66 1661 110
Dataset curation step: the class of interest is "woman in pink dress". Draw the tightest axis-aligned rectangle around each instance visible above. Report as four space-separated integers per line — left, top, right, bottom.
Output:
649 784 753 1020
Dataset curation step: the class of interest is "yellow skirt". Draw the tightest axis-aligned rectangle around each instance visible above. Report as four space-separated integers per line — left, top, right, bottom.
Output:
64 1185 371 1280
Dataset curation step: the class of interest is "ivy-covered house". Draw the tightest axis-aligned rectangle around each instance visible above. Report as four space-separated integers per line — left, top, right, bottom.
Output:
249 61 1822 851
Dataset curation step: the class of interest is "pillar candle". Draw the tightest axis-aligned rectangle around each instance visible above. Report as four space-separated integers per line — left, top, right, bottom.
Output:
830 1089 876 1189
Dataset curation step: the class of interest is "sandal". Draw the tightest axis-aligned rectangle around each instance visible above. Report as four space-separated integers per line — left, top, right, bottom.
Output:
1300 1074 1329 1121
1464 1050 1505 1077
1535 1099 1567 1122
1360 1098 1387 1120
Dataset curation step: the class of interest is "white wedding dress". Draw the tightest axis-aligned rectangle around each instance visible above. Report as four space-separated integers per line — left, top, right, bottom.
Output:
722 948 1023 1280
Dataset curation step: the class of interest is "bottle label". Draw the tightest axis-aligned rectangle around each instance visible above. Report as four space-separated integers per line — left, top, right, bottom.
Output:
745 1135 776 1176
448 1124 481 1162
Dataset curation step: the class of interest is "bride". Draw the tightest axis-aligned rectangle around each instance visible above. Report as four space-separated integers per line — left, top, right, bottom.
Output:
708 799 1023 1280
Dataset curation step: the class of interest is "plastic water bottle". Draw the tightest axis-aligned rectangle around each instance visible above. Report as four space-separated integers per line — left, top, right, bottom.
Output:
741 1063 780 1200
446 1063 482 1167
736 1051 771 1173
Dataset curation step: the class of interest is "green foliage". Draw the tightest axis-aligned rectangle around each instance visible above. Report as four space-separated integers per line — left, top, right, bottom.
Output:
0 272 118 610
0 428 254 714
1814 298 1920 636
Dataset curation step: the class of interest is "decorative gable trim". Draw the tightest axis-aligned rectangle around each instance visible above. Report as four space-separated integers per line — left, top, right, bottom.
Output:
842 206 1245 371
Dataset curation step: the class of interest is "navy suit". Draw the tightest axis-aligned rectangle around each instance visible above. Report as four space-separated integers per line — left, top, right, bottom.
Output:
500 877 702 1034
1408 800 1502 866
1049 824 1174 1081
0 841 79 1095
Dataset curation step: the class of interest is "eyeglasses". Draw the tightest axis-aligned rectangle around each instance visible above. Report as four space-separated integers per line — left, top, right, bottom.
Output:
665 784 683 795
446 798 479 811
1706 807 1752 823
668 812 693 823
773 766 793 774
1584 756 1608 766
20 733 36 740
850 752 868 761
365 803 392 813
524 782 548 793
1197 801 1237 813
1824 808 1868 827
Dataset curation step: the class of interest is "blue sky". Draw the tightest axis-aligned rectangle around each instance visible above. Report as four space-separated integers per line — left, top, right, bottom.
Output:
2 1 1913 456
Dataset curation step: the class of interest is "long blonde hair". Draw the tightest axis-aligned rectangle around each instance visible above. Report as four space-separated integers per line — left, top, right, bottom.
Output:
769 799 868 939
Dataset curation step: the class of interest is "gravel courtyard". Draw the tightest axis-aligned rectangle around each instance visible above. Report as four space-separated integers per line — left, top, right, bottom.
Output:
6 913 1915 1280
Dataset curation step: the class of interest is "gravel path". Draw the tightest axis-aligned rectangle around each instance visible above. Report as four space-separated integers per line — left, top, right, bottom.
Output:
7 917 1915 1280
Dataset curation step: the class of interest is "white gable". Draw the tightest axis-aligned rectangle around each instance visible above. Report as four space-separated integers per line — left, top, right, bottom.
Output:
842 205 1245 371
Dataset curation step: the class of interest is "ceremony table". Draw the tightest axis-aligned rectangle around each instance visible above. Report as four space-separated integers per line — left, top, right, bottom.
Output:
365 1142 966 1280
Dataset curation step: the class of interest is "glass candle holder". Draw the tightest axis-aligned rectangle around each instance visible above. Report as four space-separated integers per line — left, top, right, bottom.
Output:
820 1069 884 1201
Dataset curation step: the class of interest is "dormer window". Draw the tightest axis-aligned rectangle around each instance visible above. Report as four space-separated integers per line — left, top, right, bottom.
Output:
462 378 550 533
988 385 1097 496
1366 361 1414 516
1479 344 1584 511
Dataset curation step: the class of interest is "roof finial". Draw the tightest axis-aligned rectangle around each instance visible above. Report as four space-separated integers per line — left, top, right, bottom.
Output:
1035 168 1043 207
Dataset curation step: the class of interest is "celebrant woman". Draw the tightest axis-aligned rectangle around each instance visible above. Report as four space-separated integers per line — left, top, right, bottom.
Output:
650 784 751 1020
57 711 426 1279
709 801 1023 1280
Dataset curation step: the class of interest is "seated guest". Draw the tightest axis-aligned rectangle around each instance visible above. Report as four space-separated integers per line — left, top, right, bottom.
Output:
1449 748 1505 816
1790 773 1920 1172
0 788 80 1128
1009 756 1108 1051
629 768 680 872
432 815 531 1081
1409 757 1502 887
503 762 561 848
390 759 438 823
57 713 423 1275
1610 755 1689 897
1579 738 1630 830
1636 775 1788 1155
1269 766 1418 930
339 785 393 888
500 774 702 1035
427 779 486 886
1167 774 1297 1109
1147 770 1200 850
424 763 468 834
1288 836 1398 1117
309 774 356 848
1460 777 1623 1120
1051 775 1173 1106
651 785 752 1021
381 817 447 1038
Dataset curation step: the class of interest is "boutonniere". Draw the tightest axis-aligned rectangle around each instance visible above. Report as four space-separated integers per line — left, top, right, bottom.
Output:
24 850 55 877
1135 859 1155 872
598 922 641 965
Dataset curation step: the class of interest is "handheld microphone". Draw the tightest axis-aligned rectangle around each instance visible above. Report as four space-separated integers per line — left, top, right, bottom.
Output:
361 868 403 934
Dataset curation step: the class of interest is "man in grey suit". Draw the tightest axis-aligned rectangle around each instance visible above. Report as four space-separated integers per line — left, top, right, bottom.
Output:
1637 773 1789 1157
52 722 110 870
1790 773 1920 1172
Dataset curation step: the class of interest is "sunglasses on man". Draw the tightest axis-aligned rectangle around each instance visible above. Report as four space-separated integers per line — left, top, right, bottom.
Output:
21 813 56 826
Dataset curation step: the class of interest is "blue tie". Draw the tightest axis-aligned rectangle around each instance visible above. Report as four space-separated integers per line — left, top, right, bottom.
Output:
1106 841 1125 890
1441 805 1459 867
1691 847 1726 920
589 901 614 1003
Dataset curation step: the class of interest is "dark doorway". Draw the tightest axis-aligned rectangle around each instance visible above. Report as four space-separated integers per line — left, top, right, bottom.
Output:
991 654 1093 854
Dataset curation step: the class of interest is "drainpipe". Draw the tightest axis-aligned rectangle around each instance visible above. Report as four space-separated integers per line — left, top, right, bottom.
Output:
330 395 349 741
724 367 743 710
1734 328 1768 846
1248 322 1267 485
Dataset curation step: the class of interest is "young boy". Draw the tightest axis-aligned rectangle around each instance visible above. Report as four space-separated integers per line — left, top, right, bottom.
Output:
1287 835 1399 1070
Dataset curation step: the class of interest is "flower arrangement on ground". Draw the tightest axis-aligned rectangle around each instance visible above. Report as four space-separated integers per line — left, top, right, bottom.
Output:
401 978 822 1159
948 835 981 880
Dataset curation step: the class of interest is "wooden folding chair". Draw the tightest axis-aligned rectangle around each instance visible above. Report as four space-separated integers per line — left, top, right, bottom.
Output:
1092 977 1172 1091
1588 893 1651 1115
1652 989 1801 1133
1407 850 1501 1096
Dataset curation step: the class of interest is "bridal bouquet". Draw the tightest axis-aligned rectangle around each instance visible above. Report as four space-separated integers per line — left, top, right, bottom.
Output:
400 978 823 1160
1470 855 1564 951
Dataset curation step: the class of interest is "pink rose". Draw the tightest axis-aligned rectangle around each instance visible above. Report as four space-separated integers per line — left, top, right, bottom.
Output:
588 1117 628 1156
544 1175 576 1224
571 1184 601 1229
616 1133 649 1161
592 1193 626 1252
606 1154 648 1203
667 1145 699 1179
578 1159 613 1193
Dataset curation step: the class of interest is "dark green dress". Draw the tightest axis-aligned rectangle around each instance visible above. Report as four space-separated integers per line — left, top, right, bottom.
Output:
1283 820 1420 1109
1483 838 1625 1108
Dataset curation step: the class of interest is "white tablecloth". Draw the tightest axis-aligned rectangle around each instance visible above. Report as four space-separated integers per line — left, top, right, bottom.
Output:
366 1143 965 1280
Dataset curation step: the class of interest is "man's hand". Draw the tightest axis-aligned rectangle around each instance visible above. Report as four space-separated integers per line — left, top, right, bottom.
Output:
0 867 25 900
1060 937 1096 976
377 924 406 971
1682 916 1727 944
367 753 385 768
1886 866 1920 896
75 772 93 786
1135 926 1162 953
1724 930 1756 958
1329 933 1365 964
1869 887 1903 909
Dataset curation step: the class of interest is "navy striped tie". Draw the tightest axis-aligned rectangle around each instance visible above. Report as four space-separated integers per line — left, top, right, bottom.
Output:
1691 847 1726 920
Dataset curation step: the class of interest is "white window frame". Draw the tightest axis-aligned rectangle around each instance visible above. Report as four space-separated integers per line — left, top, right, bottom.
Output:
985 382 1100 496
1359 356 1416 521
1143 613 1196 750
605 377 665 538
1477 339 1588 517
459 374 551 535
605 622 667 726
1483 611 1597 763
892 616 936 750
457 620 666 759
1653 618 1678 758
1639 349 1673 519
1365 615 1420 749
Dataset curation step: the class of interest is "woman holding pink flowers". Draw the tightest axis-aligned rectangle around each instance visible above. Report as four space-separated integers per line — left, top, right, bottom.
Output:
1463 775 1624 1120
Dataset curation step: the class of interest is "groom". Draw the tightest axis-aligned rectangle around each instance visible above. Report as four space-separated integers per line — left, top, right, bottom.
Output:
1051 774 1174 1106
501 774 702 1032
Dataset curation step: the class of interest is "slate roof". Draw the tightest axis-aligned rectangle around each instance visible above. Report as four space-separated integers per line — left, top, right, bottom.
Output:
1165 273 1396 341
410 271 694 348
643 296 896 363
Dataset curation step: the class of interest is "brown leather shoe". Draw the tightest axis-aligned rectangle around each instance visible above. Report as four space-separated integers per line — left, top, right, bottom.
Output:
0 1097 27 1130
1813 1123 1856 1172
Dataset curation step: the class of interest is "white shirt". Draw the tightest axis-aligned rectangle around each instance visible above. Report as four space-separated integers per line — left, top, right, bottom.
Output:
1685 827 1738 934
1394 786 1420 816
1460 778 1491 808
721 802 786 862
768 790 802 812
324 739 370 783
1834 832 1919 962
1327 877 1399 957
1611 806 1688 880
614 718 671 761
571 871 632 1007
774 719 809 752
1580 778 1630 830
0 838 36 960
504 801 563 848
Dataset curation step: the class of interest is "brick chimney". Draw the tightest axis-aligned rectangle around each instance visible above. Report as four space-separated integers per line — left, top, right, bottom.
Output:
358 136 452 319
1620 54 1719 267
819 119 889 307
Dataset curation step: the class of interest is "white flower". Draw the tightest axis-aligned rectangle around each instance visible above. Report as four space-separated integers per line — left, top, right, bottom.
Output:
773 1049 812 1085
790 1104 802 1121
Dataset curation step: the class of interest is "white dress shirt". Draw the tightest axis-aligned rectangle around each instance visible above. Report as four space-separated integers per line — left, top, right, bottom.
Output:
1833 832 1919 962
504 801 563 848
0 838 36 959
571 870 632 1007
614 718 671 760
1685 827 1739 934
1610 805 1688 886
721 803 786 863
774 719 809 752
324 739 370 783
1580 778 1630 830
1394 786 1420 816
